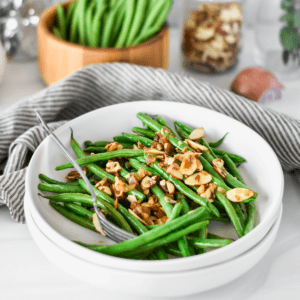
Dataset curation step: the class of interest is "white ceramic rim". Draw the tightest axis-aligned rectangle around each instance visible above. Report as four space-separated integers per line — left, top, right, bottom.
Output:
26 101 284 272
25 199 283 297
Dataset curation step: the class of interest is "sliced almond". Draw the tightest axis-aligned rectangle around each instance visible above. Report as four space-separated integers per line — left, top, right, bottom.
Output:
226 188 255 202
185 139 209 153
189 128 205 141
140 176 157 190
144 148 165 155
180 151 198 176
195 27 215 41
137 167 152 180
217 186 227 195
213 165 226 179
185 171 212 186
98 186 112 196
105 142 118 152
127 194 138 203
166 163 183 180
166 181 175 194
125 173 139 187
161 126 171 135
92 213 106 236
225 35 236 45
115 176 130 193
196 159 203 171
164 196 177 204
106 160 121 173
212 158 224 169
128 209 149 226
164 143 175 156
197 184 207 195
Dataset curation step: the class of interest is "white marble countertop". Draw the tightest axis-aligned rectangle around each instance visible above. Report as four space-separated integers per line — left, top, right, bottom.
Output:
1 27 300 300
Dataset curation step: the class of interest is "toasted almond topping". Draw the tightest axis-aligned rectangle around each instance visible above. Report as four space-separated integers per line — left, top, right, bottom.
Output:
92 213 106 236
217 187 227 195
185 139 209 153
133 144 139 150
106 160 121 173
166 163 183 180
212 158 224 169
226 188 255 202
115 176 130 193
140 176 157 190
143 188 150 195
137 142 145 149
66 167 87 180
125 173 139 187
98 186 112 196
117 144 124 150
127 194 138 203
213 165 227 178
185 171 212 186
128 209 149 226
105 142 118 152
137 167 152 180
161 126 171 135
146 154 156 165
144 148 165 155
195 27 215 41
174 154 184 162
154 132 162 142
196 159 203 171
164 196 177 204
166 181 175 194
164 156 175 166
157 216 168 225
180 151 198 176
95 177 109 188
189 128 205 141
182 146 189 153
197 184 207 195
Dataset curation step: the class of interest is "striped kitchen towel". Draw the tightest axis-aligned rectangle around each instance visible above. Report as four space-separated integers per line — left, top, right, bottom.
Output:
0 63 299 223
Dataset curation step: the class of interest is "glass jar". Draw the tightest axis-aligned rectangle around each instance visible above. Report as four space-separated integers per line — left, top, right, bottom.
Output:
182 0 243 73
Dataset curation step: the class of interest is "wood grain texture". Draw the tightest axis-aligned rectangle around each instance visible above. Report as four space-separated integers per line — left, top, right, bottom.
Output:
38 2 170 86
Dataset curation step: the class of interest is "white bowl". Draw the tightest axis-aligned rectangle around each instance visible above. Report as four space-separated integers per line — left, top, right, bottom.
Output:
25 198 282 297
26 101 284 273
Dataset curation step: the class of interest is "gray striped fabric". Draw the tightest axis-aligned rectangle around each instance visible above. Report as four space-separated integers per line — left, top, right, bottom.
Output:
0 63 299 223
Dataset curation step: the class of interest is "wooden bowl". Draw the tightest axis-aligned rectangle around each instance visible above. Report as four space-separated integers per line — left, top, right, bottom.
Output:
38 2 170 86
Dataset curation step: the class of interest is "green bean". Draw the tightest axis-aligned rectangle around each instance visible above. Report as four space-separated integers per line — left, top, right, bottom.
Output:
174 126 189 140
56 4 67 40
91 0 108 47
78 219 209 257
77 0 88 45
122 133 153 147
215 191 244 238
38 183 86 194
52 26 63 39
134 0 172 45
200 140 218 159
244 202 256 235
109 221 208 258
84 146 107 153
39 174 79 186
152 161 220 217
212 148 246 164
223 154 245 184
78 179 148 235
84 140 94 148
167 203 183 222
85 1 96 47
70 132 145 201
50 201 97 232
132 127 156 139
113 135 133 143
55 149 143 171
93 141 112 147
130 158 159 176
42 192 133 233
196 222 208 254
209 133 229 148
63 203 94 220
176 193 190 214
177 236 192 257
155 115 177 136
155 248 168 260
151 185 174 217
165 245 184 257
207 232 229 240
115 0 135 48
101 0 123 48
188 237 232 249
126 0 148 46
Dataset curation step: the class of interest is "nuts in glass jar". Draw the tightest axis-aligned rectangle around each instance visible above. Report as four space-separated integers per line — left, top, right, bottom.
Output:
182 2 243 73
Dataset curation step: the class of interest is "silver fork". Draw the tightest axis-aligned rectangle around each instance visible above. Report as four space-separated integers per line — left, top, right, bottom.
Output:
35 110 135 243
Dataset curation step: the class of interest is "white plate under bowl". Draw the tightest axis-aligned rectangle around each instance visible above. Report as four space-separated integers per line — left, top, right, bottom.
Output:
25 198 282 298
26 101 284 273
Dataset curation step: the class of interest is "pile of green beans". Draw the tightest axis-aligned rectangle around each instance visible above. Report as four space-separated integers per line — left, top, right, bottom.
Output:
52 0 173 48
38 112 258 260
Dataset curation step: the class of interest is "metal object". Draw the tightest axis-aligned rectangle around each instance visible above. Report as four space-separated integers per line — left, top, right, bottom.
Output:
0 0 49 60
35 110 135 243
